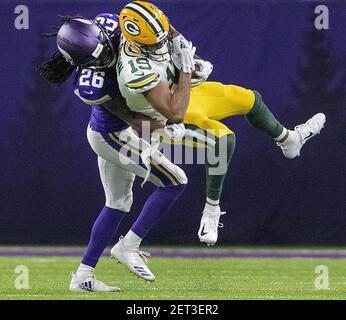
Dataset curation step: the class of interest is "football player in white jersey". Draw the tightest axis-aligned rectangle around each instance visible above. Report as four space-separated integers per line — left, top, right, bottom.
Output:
109 3 198 280
116 15 194 125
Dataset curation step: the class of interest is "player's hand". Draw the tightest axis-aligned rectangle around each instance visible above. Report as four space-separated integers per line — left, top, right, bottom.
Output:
191 59 213 87
164 123 186 141
171 35 196 74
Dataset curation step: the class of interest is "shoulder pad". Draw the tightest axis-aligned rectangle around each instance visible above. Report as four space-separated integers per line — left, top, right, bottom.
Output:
94 13 119 33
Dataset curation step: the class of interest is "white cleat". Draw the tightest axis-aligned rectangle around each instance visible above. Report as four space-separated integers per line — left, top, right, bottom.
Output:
69 272 121 292
110 237 155 282
277 113 326 159
198 207 225 246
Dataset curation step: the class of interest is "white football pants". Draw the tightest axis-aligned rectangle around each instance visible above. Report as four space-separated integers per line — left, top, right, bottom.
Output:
87 125 187 212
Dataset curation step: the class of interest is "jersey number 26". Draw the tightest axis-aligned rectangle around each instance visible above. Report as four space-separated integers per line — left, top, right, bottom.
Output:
79 69 105 89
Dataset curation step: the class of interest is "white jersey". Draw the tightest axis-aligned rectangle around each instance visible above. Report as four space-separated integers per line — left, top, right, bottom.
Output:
116 35 176 123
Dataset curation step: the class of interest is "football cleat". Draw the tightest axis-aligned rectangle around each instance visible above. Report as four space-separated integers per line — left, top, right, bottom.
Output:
277 113 326 159
69 272 121 292
198 207 225 246
110 237 155 282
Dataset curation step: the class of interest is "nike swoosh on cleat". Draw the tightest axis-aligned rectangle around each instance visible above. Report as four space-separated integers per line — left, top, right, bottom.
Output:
303 131 314 141
200 225 208 237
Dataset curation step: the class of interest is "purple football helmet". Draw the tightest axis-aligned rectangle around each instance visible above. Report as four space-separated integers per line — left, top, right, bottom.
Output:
57 18 117 69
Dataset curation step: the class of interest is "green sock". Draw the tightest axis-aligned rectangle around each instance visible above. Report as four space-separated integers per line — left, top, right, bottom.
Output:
246 90 284 138
206 134 236 201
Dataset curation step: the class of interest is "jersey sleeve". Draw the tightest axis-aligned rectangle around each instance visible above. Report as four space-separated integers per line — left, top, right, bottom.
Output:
74 68 118 106
74 89 111 106
125 72 161 94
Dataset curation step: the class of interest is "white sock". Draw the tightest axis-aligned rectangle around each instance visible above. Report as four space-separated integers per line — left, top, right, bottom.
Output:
204 198 220 213
274 127 288 141
206 197 219 206
123 230 142 249
76 263 94 277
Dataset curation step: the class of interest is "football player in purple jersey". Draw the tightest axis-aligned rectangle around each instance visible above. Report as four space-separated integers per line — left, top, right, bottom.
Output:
39 14 192 291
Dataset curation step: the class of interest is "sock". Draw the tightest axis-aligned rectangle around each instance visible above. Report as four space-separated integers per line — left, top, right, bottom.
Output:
81 206 125 268
246 90 284 138
206 134 236 201
123 230 142 249
131 184 186 239
76 263 94 277
274 128 288 141
206 197 219 206
204 201 220 214
276 129 299 147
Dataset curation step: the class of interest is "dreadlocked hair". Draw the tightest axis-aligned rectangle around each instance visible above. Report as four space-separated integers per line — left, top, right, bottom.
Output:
37 15 90 86
37 51 76 86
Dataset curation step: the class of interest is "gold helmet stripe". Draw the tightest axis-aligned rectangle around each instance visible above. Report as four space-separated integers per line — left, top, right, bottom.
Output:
125 2 162 35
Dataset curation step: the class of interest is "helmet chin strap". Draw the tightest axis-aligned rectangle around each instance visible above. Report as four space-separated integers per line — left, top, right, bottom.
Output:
107 54 117 68
141 40 172 62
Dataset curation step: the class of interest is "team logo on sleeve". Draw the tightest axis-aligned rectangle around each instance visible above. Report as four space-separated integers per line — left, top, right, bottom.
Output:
124 20 140 36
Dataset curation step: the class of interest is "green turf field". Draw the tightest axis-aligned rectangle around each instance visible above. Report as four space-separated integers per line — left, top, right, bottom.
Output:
1 256 346 300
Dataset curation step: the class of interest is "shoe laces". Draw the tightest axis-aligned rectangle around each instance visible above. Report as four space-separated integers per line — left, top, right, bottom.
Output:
204 211 226 229
129 249 151 266
294 123 310 140
118 235 152 265
218 212 226 228
138 250 151 264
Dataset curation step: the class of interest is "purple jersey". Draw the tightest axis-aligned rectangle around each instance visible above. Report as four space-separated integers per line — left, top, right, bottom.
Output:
74 13 128 132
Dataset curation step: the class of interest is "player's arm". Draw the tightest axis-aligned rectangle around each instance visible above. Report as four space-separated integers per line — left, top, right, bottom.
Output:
143 72 191 124
75 68 164 132
102 98 164 132
143 34 196 123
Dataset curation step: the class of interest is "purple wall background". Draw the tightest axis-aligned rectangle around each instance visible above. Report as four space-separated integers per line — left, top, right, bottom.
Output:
0 0 345 245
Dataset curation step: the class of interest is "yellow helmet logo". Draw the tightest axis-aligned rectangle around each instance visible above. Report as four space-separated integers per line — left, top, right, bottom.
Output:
124 20 141 36
120 1 170 45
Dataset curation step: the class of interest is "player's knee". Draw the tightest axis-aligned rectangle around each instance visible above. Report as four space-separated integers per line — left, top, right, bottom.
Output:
105 193 133 213
226 133 236 153
214 133 236 162
253 90 263 101
249 90 263 114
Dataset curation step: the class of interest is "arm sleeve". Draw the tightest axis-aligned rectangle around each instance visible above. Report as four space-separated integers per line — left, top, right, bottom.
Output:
74 68 119 106
125 72 160 94
74 89 111 106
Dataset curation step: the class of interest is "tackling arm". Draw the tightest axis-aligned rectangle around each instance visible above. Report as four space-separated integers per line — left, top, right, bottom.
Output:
103 98 164 132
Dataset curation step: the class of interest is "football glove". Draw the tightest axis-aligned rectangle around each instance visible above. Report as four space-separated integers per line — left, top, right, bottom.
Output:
171 35 196 74
191 59 213 87
164 123 186 141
